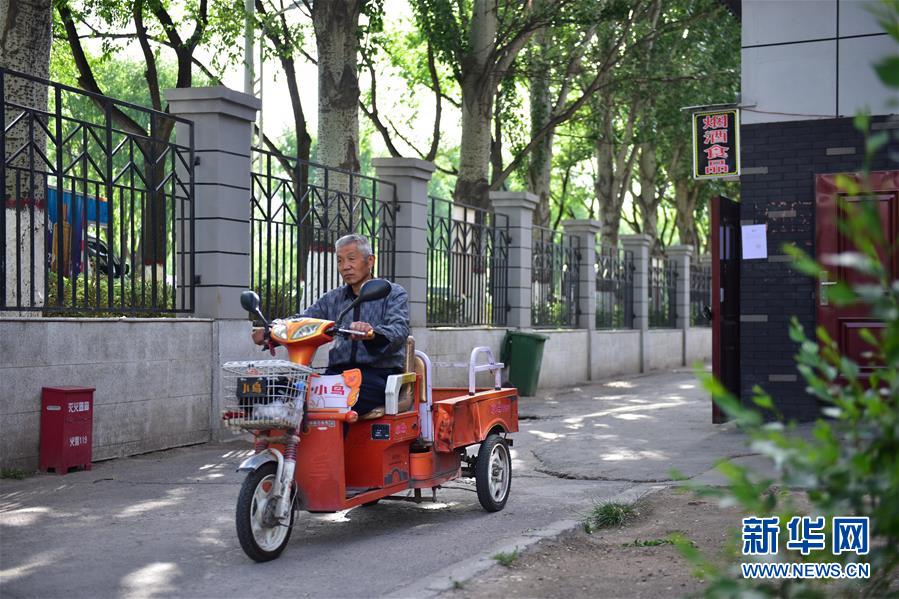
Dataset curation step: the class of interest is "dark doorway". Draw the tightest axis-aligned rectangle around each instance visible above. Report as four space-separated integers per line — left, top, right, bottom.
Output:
711 196 741 423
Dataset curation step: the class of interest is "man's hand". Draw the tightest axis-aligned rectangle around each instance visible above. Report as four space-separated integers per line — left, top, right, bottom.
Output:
251 327 265 345
348 321 375 339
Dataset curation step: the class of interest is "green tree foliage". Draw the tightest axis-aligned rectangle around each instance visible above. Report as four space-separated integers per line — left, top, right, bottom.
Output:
576 0 739 249
52 0 229 271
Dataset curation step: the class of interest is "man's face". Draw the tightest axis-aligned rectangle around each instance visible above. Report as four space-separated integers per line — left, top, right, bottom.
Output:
337 242 375 287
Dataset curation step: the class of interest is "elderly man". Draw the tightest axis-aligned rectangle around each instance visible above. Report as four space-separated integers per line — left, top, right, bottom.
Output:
253 233 410 416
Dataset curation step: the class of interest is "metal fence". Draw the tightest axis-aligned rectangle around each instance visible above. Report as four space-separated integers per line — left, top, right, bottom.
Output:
648 256 677 328
690 261 712 326
2 68 194 315
595 246 634 329
250 148 397 318
531 226 580 328
427 196 510 326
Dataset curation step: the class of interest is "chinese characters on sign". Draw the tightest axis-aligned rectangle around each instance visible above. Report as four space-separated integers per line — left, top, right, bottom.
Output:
742 516 780 555
741 515 870 557
692 109 740 179
68 401 90 413
69 435 89 447
307 371 361 409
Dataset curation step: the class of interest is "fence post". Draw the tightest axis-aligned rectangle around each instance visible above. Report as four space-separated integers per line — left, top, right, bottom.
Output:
562 219 600 330
621 234 652 372
371 158 434 328
700 254 713 320
491 192 538 329
667 245 693 330
165 87 259 319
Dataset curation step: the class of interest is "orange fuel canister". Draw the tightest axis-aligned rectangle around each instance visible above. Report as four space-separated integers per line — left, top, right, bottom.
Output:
39 386 95 475
410 450 435 480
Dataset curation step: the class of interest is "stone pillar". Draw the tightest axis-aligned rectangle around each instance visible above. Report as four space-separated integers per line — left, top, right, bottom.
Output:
491 192 539 329
667 245 694 330
622 234 652 372
562 219 600 330
622 234 651 331
165 86 259 319
371 158 435 328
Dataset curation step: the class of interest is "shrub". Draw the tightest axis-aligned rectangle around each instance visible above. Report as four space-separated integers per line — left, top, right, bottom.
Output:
44 275 177 317
427 293 464 324
254 281 303 319
532 300 571 327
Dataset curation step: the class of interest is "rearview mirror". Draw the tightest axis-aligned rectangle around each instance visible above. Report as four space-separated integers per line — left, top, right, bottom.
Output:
240 290 261 314
337 279 392 322
358 278 391 303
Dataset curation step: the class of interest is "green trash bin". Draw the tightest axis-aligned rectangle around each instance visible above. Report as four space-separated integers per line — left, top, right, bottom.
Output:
501 330 549 397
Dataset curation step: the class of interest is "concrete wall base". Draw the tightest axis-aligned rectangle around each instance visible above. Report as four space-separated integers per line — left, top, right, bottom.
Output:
1 318 711 470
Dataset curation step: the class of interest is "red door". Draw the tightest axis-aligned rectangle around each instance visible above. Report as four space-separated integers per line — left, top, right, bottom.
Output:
816 172 899 374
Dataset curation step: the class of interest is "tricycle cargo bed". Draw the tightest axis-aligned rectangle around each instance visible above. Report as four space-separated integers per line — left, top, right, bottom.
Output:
431 387 518 453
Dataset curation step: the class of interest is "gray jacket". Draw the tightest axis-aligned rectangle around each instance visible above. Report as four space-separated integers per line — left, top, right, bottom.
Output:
295 280 410 370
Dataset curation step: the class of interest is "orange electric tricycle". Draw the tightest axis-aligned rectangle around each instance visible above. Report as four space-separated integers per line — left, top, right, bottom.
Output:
222 280 519 562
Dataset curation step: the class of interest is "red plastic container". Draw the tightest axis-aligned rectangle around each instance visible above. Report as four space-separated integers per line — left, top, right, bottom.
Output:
39 386 95 474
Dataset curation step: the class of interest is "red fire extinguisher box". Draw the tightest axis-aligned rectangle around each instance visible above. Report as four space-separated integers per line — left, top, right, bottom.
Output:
39 386 95 474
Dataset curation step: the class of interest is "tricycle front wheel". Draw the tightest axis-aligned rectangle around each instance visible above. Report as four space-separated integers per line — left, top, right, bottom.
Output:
475 434 511 512
235 462 295 562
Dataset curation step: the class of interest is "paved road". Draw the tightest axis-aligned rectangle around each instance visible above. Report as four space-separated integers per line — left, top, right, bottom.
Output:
0 368 754 599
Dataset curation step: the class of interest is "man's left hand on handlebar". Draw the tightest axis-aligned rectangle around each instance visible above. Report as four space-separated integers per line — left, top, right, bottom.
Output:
347 321 375 339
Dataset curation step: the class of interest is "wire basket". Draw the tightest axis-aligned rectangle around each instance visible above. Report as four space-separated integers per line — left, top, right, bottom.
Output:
221 360 314 430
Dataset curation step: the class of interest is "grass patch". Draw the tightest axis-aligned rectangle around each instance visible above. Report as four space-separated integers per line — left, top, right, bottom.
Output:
623 538 674 547
491 549 520 567
1 468 28 480
452 579 464 590
584 501 638 533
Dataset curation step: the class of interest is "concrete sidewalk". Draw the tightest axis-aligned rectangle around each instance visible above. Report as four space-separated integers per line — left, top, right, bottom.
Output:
515 367 758 483
0 367 774 598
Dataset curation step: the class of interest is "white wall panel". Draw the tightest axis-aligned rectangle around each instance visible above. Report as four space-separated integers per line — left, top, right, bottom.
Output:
838 35 899 117
743 41 838 124
839 0 885 37
743 0 836 47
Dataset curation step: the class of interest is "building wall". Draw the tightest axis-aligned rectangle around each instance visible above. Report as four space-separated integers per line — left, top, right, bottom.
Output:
2 318 712 469
742 0 893 125
1 318 215 470
590 330 642 380
738 117 899 420
686 327 713 366
646 330 685 371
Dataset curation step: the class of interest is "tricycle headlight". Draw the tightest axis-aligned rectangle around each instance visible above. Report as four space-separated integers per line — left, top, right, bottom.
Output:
291 322 320 340
270 322 288 340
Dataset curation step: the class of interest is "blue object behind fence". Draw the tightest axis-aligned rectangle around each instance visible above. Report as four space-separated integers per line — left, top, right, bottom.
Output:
47 188 109 226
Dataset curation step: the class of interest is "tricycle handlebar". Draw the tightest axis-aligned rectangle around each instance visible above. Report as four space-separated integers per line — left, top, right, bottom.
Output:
468 347 504 395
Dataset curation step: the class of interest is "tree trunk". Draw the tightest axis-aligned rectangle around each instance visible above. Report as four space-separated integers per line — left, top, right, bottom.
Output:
594 108 632 247
637 143 662 255
1 0 52 309
527 27 554 229
313 0 361 175
595 137 617 247
674 178 700 253
453 0 496 209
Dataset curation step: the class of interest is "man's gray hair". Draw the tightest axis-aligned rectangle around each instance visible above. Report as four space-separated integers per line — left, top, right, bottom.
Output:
335 233 373 257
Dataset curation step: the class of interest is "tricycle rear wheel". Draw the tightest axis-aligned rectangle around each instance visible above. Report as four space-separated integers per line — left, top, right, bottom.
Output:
475 434 511 512
236 462 295 562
